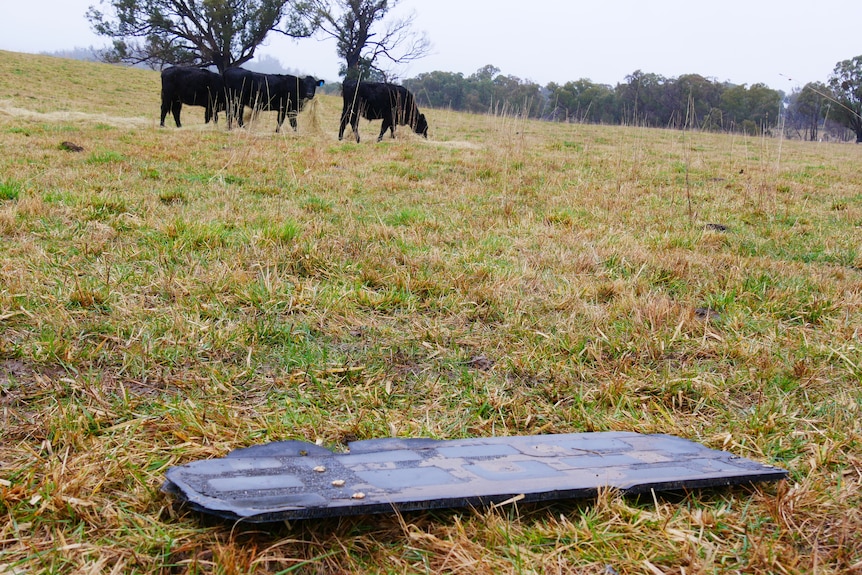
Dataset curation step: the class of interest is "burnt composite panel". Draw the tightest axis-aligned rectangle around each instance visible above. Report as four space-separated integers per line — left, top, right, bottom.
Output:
162 432 787 523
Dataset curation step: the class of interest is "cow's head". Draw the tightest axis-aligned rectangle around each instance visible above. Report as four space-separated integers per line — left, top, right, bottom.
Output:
302 77 325 100
414 113 429 138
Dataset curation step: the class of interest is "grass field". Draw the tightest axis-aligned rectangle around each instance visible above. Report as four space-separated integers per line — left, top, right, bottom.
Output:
1 50 861 574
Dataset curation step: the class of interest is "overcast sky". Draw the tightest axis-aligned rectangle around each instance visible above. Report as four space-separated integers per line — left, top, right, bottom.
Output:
2 1 860 90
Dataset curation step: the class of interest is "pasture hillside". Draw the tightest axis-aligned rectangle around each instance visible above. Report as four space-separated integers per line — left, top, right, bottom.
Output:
1 50 861 573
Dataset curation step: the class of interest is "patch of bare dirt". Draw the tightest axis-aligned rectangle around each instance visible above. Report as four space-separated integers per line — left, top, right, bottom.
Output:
0 100 151 129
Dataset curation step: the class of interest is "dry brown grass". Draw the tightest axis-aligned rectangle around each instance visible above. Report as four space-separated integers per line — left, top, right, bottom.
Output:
1 50 861 574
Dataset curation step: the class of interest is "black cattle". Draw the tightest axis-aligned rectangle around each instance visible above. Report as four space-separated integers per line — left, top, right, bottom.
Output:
339 81 429 142
160 66 226 128
224 68 324 132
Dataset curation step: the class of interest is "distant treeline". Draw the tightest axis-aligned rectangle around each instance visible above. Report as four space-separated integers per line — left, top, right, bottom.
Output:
402 66 850 140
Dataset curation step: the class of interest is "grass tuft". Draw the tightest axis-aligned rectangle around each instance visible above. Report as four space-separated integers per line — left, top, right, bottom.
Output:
86 150 125 164
0 179 22 201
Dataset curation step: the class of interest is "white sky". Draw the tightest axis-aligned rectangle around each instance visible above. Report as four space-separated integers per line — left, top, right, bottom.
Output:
1 0 860 91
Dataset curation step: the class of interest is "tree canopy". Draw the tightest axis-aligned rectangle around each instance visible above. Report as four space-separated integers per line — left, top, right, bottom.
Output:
86 0 318 72
829 56 862 142
312 0 429 81
404 65 542 118
785 82 829 141
406 66 787 135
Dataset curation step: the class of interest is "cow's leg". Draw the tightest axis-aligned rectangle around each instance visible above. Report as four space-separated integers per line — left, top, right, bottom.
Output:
352 116 361 143
230 103 244 128
229 95 246 128
390 109 399 139
378 117 393 142
338 108 352 140
340 109 360 142
274 105 285 133
204 104 213 124
160 98 170 127
171 102 182 128
287 96 298 131
225 94 236 129
209 92 219 124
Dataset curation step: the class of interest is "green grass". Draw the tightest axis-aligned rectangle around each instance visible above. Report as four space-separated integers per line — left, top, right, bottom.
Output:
1 49 862 574
0 179 21 201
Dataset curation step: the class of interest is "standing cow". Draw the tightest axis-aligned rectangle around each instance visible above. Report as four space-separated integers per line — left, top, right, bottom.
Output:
339 81 429 142
160 66 226 128
224 68 324 132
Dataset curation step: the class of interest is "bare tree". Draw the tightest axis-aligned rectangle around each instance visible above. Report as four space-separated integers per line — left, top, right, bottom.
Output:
312 0 430 81
86 0 319 72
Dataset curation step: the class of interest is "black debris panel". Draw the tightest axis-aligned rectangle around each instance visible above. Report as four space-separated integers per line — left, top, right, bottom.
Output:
162 432 788 523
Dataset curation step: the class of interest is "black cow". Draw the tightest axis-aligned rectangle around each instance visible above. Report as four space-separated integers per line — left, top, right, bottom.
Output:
339 81 429 142
224 68 324 132
160 66 226 128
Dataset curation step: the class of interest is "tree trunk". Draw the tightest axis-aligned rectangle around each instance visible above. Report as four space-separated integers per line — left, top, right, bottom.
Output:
851 117 862 143
343 50 362 82
807 119 818 142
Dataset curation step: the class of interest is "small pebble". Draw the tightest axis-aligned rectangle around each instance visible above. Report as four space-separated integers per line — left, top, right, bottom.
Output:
694 307 721 321
331 479 346 487
703 222 729 232
351 492 366 499
313 466 326 473
60 141 84 152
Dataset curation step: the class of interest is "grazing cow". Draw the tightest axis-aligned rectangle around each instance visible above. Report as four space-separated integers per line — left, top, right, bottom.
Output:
339 81 429 142
223 68 324 132
160 66 226 128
